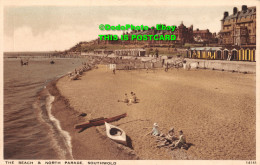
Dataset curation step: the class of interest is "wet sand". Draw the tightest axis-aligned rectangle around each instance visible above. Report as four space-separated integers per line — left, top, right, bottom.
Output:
53 65 256 160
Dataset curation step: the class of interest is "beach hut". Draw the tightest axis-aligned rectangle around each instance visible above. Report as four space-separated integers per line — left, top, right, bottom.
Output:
216 50 222 60
188 48 193 58
189 47 204 59
188 47 222 60
251 49 255 62
201 48 207 59
223 49 229 60
239 48 243 61
114 49 146 57
187 47 255 62
109 64 116 70
245 48 250 61
231 49 238 61
207 47 222 60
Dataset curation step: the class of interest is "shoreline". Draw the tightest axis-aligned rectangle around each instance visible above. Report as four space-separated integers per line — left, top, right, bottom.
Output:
47 72 138 160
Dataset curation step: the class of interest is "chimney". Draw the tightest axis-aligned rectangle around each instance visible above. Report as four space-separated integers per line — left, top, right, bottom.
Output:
233 7 238 15
224 12 229 19
242 5 247 12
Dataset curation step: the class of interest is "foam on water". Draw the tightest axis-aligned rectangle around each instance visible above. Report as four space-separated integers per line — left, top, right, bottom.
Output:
45 93 74 159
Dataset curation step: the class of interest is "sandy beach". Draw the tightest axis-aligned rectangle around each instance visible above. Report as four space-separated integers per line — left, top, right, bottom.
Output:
50 65 255 160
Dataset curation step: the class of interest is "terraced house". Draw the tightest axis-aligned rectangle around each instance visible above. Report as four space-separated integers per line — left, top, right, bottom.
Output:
219 5 256 47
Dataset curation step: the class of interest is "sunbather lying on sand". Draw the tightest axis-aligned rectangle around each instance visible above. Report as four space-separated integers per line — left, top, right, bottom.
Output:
118 93 129 103
70 74 80 80
157 128 178 148
118 92 139 105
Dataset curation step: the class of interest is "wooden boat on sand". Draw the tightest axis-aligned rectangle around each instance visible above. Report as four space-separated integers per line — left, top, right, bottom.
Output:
105 122 127 145
74 113 127 129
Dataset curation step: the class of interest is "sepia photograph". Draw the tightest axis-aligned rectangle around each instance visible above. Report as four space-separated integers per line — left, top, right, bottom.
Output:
1 0 259 164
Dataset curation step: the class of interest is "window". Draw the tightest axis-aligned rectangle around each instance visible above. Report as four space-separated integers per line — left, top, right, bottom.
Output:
253 37 256 43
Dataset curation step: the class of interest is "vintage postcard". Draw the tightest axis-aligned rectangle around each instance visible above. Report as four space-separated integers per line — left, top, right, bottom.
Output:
0 0 259 165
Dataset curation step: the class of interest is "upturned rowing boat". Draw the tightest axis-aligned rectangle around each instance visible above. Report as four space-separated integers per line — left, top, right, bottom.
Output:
74 113 127 129
105 122 127 145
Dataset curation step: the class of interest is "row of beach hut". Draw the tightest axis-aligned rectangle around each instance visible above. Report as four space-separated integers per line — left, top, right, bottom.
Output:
186 47 255 62
114 49 146 57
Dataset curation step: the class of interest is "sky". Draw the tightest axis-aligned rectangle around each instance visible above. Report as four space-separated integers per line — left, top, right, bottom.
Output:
3 2 257 52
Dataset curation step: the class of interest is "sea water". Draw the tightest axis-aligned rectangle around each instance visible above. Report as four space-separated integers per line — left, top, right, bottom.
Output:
4 57 85 159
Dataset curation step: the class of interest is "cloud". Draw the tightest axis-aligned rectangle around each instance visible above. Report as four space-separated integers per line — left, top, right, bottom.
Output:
3 5 235 52
4 25 111 52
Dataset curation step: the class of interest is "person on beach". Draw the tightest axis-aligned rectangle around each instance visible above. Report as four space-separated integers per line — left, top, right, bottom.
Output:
113 68 116 74
117 93 130 104
157 127 178 148
165 62 169 72
68 72 73 78
126 92 137 105
171 130 188 150
124 93 129 103
155 48 159 58
151 123 161 136
131 92 137 103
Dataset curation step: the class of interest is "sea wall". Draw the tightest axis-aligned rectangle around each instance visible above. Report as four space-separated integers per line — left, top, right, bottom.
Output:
185 59 256 73
115 61 163 70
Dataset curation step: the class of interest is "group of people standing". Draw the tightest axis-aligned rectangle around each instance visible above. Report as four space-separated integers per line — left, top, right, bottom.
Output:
151 123 188 150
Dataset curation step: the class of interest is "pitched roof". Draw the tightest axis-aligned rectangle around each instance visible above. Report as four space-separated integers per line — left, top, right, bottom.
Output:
223 6 256 21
